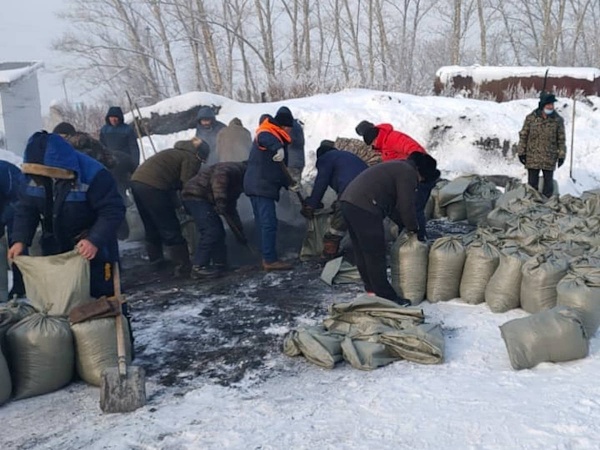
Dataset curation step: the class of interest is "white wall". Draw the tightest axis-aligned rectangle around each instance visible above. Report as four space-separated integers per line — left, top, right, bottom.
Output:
0 73 42 156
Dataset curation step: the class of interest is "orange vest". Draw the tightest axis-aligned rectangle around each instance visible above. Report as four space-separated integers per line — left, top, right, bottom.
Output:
255 120 291 151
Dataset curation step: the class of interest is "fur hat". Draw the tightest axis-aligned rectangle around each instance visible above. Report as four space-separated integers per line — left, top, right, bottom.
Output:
274 106 294 128
355 120 374 136
407 152 440 183
316 139 336 158
362 126 379 146
52 122 76 136
22 131 76 179
538 92 557 109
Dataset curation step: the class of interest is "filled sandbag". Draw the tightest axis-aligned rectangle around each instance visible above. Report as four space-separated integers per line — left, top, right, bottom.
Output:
459 242 500 305
430 179 450 219
557 268 600 337
283 326 344 369
485 248 529 313
445 201 467 222
6 313 74 399
300 209 331 260
390 233 429 305
520 253 569 314
438 176 475 207
486 205 514 230
71 317 132 386
495 183 543 209
427 237 466 302
12 250 92 316
504 217 540 243
0 300 36 344
464 178 501 226
500 306 588 370
0 347 10 405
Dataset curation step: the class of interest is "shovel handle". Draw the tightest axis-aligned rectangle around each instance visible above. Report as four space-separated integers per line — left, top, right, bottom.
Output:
113 262 127 377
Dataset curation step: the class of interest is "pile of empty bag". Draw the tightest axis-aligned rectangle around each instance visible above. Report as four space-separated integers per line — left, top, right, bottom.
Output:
393 178 600 370
0 250 131 407
284 294 444 370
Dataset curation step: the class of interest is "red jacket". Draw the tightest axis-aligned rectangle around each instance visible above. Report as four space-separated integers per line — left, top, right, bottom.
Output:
372 124 426 161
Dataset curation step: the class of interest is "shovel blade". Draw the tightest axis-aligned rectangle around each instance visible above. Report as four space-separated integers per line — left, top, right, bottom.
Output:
100 365 146 413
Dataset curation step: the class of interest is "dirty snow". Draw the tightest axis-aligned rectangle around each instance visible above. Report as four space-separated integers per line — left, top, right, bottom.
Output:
2 88 600 449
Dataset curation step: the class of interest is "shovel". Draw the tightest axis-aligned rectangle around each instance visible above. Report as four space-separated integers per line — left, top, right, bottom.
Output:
100 262 146 413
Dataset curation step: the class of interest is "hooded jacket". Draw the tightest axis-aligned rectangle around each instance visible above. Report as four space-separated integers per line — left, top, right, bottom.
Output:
131 139 207 191
340 160 419 232
0 161 25 237
195 106 227 165
13 132 125 297
371 124 426 161
216 118 252 163
99 106 140 171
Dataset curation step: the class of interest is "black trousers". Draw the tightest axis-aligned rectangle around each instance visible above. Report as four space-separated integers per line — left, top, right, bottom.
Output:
527 169 554 197
340 201 398 301
131 181 186 247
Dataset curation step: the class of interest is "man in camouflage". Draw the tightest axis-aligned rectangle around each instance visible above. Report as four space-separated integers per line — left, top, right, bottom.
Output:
517 93 566 198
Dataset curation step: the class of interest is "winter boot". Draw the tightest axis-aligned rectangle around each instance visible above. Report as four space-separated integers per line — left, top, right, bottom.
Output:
191 265 223 280
166 244 192 278
322 233 343 260
262 260 293 271
392 296 412 307
145 242 165 268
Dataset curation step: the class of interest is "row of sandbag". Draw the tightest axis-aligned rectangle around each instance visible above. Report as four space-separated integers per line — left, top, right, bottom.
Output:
283 295 444 370
0 251 131 405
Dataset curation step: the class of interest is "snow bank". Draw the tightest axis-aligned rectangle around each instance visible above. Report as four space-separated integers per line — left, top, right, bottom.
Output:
436 65 600 84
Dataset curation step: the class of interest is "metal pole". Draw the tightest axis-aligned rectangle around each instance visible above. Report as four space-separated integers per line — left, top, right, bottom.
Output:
125 90 147 162
569 95 576 181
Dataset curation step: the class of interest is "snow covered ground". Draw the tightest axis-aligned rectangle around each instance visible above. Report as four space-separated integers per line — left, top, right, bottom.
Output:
2 88 600 449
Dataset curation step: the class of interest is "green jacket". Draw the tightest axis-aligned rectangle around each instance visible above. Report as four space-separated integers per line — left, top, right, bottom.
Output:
517 109 566 171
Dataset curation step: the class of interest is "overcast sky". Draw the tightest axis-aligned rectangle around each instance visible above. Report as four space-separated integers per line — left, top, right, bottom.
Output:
1 0 75 112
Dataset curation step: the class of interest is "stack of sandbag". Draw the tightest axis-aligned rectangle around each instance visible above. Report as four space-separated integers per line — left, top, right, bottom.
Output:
390 233 429 305
500 306 588 370
427 237 466 302
284 295 444 370
459 241 500 305
464 177 501 226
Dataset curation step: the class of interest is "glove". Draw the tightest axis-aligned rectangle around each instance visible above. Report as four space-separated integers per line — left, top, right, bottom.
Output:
518 154 526 165
300 204 315 219
289 183 301 193
417 230 427 242
214 200 228 215
272 148 285 162
557 158 565 168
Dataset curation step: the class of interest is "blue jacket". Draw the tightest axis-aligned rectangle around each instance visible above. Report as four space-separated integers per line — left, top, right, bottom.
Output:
0 161 25 239
305 149 368 209
99 106 140 171
243 119 291 201
13 132 126 297
195 106 226 165
287 119 305 170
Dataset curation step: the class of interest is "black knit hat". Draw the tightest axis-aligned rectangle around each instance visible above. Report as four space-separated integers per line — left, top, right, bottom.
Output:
355 120 374 136
274 106 294 127
362 127 379 146
408 152 440 183
52 122 76 136
316 140 336 158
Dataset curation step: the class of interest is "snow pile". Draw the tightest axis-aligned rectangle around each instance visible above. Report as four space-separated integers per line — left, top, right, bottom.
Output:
436 65 600 84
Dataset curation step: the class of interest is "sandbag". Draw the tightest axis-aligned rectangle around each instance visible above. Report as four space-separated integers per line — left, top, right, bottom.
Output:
0 347 10 406
486 205 514 230
500 306 588 370
6 313 74 399
495 183 543 209
299 209 331 260
125 198 145 242
379 323 445 364
557 268 600 337
320 257 361 285
520 253 569 314
71 317 132 386
438 176 475 207
390 233 429 305
283 326 344 369
464 178 501 226
340 337 396 371
427 237 466 302
485 248 529 313
0 300 36 344
430 179 450 219
459 242 500 305
445 201 467 222
504 217 540 243
12 251 92 316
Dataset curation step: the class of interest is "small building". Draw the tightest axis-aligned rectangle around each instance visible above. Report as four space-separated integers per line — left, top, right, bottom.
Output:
435 65 600 102
0 61 44 156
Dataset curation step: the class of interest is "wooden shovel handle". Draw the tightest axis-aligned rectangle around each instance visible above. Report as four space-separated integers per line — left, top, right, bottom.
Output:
113 262 127 376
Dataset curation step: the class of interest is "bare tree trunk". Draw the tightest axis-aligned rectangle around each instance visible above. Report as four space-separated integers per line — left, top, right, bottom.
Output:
342 0 366 84
303 0 312 71
477 0 487 64
149 1 181 95
254 0 276 77
196 0 224 93
451 0 462 64
282 0 301 76
334 0 350 83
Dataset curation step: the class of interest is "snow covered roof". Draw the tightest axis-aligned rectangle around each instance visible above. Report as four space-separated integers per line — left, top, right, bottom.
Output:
436 65 600 84
0 61 44 85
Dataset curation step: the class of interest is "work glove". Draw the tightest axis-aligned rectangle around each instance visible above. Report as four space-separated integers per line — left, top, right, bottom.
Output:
272 148 285 162
214 200 228 215
557 158 565 168
300 204 315 220
417 229 427 242
289 183 301 193
518 154 526 165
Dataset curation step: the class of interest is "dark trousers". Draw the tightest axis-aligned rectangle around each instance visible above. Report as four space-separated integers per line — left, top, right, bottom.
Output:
416 179 436 239
527 169 554 197
131 181 186 247
183 199 227 267
249 195 278 263
341 201 398 301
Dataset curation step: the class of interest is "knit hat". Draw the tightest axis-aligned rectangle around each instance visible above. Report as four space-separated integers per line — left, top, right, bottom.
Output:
52 122 76 136
274 106 294 127
407 152 440 183
362 126 379 146
192 137 211 161
316 140 336 158
355 120 374 136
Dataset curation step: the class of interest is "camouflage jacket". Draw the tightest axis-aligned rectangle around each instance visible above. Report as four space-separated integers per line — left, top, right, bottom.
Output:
517 110 566 171
66 132 116 169
334 137 382 166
